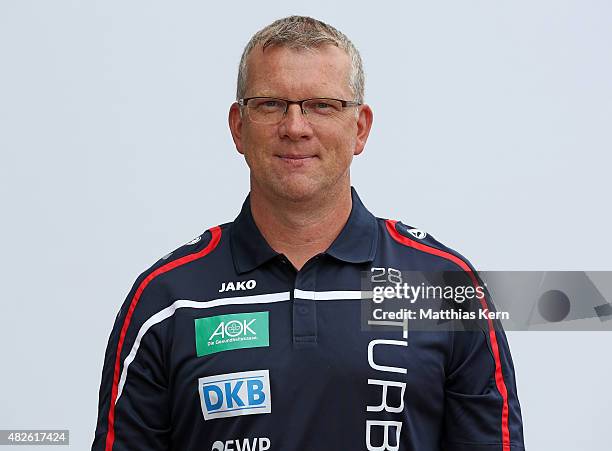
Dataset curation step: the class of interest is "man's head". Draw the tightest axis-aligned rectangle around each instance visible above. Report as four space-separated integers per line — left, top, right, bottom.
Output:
228 16 373 203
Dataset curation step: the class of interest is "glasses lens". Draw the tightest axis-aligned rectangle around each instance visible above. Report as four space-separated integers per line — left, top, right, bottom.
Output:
246 98 287 124
302 99 348 124
304 99 342 116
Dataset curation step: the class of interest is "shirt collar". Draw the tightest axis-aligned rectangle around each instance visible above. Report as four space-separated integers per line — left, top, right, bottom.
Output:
230 186 378 274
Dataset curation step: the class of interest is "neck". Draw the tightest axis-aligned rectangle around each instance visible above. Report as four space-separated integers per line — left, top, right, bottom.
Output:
249 183 353 270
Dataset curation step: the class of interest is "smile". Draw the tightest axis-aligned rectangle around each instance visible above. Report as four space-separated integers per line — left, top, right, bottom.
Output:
276 155 318 165
277 154 316 159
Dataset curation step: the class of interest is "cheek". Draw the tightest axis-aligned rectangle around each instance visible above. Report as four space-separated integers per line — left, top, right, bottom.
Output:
241 127 275 159
319 119 357 150
324 132 357 162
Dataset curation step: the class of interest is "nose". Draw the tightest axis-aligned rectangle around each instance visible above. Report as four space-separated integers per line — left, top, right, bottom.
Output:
278 103 313 140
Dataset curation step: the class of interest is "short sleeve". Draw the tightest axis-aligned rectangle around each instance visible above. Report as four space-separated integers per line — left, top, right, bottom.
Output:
442 292 525 450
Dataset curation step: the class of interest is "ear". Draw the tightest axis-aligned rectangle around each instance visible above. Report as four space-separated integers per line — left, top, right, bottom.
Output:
228 102 245 155
354 104 373 156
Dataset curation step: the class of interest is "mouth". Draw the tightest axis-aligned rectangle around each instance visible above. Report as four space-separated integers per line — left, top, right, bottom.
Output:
276 154 317 160
275 154 318 165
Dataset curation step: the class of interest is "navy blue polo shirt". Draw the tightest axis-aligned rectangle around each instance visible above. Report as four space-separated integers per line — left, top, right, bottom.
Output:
92 187 524 451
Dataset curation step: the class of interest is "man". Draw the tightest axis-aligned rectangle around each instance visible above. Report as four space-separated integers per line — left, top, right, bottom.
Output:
92 16 525 451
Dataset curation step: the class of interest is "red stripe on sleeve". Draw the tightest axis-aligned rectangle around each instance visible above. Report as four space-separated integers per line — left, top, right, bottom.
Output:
385 219 511 450
104 226 222 451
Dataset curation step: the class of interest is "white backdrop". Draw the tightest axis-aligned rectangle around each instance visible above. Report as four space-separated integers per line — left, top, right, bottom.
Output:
1 1 611 449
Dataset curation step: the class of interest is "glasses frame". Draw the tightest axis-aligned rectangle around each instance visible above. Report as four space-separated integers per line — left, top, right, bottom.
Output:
237 96 362 124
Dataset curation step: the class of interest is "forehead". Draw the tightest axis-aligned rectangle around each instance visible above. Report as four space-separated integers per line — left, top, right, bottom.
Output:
244 44 352 98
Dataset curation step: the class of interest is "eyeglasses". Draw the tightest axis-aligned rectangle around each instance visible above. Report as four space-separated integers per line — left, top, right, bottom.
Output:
237 97 362 125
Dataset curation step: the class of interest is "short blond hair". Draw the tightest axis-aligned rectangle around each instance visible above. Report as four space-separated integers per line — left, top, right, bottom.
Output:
236 15 365 103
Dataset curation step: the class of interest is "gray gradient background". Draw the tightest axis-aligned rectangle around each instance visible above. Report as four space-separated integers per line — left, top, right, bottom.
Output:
1 1 611 449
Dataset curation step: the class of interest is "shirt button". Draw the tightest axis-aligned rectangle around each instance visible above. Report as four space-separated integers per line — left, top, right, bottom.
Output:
298 306 309 315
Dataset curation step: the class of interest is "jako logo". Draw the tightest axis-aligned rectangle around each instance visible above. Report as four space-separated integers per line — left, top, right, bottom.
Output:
211 437 271 451
198 370 271 420
219 280 257 292
407 228 427 240
186 235 202 245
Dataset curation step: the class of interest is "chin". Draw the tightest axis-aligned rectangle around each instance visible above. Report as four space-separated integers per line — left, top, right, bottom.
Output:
271 178 325 203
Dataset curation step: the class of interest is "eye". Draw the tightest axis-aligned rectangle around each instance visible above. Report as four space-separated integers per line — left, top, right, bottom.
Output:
253 99 284 111
314 102 332 109
306 99 342 114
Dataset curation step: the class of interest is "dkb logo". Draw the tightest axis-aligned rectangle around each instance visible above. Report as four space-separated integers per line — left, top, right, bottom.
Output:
198 370 271 420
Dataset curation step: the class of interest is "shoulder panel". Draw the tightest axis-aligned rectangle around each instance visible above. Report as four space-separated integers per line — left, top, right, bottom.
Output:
153 223 228 271
384 219 478 273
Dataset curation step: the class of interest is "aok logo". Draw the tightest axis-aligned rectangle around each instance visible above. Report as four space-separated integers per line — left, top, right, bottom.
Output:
211 437 271 451
210 318 256 340
219 280 256 292
195 312 269 357
198 370 271 420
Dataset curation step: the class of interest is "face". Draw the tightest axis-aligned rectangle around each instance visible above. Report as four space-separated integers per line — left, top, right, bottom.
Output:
229 44 373 202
